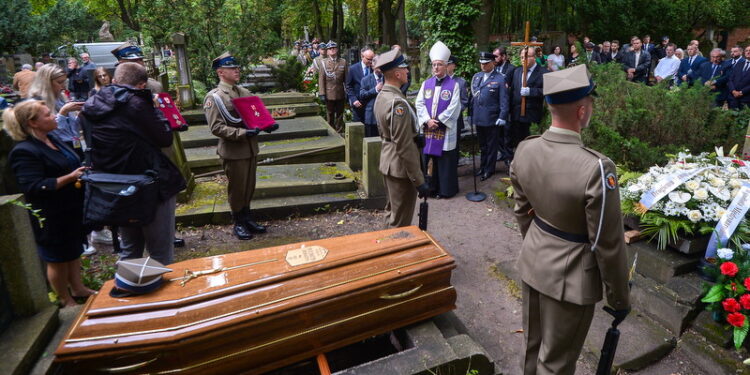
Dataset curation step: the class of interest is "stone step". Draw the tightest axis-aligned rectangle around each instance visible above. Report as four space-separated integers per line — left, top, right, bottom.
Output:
583 303 676 372
185 129 345 174
180 117 331 148
176 189 364 227
690 310 734 349
182 102 320 125
625 240 702 284
678 329 748 374
629 272 704 335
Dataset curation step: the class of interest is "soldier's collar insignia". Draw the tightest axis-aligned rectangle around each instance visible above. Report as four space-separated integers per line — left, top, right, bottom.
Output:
606 172 617 190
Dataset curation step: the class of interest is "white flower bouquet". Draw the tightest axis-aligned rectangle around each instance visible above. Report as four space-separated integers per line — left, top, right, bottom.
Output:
621 147 750 250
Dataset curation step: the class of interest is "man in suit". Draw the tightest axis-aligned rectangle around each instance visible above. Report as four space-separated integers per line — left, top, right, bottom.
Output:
622 37 651 83
318 41 348 132
358 58 383 137
677 44 708 86
373 49 429 227
728 46 744 69
642 35 654 54
510 64 631 375
608 40 623 64
471 52 509 180
695 48 730 107
508 47 547 161
204 53 271 240
447 55 469 141
493 46 516 77
346 47 375 123
584 42 601 65
728 46 750 110
599 41 613 64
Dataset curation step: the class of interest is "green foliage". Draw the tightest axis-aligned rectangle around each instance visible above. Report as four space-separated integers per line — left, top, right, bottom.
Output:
9 199 44 228
415 0 481 80
270 56 306 91
638 212 695 251
577 62 750 172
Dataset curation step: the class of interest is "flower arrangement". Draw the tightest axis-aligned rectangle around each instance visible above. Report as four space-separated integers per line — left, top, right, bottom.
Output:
620 147 750 250
701 245 750 349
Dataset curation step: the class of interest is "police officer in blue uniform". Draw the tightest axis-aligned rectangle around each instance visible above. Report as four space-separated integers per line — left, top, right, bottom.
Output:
471 52 510 180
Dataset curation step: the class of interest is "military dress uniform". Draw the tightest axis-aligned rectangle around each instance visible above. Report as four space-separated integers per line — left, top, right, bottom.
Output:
471 52 509 179
510 65 631 375
204 53 267 240
318 41 348 132
373 49 425 227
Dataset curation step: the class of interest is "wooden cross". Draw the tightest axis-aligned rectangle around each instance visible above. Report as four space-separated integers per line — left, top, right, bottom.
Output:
511 21 544 116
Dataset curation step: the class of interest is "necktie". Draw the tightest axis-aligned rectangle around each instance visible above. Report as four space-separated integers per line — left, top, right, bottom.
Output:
745 61 750 73
689 56 693 66
712 65 717 78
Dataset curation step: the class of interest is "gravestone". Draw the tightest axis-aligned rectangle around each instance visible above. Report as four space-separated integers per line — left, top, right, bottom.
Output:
171 32 195 109
345 122 364 171
362 137 385 197
0 195 59 375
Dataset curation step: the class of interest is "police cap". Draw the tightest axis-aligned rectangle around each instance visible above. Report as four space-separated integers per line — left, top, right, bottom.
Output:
212 52 240 70
479 52 496 64
111 42 144 60
543 64 597 105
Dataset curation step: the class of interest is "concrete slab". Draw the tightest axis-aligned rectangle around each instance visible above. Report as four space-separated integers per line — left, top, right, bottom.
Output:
182 102 320 124
185 131 345 174
583 304 676 372
363 137 385 198
0 305 58 375
180 117 330 148
630 272 703 335
255 92 316 106
626 241 701 284
691 310 733 349
345 123 364 171
176 190 366 226
678 330 748 374
30 305 83 375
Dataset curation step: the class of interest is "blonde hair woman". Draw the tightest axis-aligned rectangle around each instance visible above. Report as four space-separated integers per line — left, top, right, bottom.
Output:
27 63 84 147
3 100 94 307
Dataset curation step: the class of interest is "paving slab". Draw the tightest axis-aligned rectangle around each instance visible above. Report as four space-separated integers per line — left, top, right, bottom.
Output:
180 117 331 148
30 305 83 375
0 305 59 375
626 240 701 284
584 304 676 372
691 310 734 349
630 272 703 335
182 102 320 124
185 131 345 174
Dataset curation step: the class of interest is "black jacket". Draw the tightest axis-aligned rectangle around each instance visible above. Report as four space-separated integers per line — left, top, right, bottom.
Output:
81 84 185 200
9 135 86 246
508 64 547 124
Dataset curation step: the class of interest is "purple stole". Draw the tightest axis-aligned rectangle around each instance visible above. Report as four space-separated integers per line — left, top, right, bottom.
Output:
422 76 456 156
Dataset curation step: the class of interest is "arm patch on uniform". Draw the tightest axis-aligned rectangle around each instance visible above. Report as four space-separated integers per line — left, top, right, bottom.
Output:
606 173 617 190
204 98 213 109
395 105 405 116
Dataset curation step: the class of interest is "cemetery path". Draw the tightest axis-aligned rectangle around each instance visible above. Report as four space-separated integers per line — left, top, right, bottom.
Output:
165 167 702 374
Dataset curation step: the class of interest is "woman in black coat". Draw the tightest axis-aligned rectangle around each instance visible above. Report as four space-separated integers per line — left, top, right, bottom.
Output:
4 100 95 307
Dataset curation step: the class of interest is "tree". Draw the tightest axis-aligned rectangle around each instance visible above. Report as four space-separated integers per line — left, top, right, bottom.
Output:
416 0 481 78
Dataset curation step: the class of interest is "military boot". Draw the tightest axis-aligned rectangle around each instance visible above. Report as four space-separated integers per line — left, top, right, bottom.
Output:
242 207 266 233
232 212 253 240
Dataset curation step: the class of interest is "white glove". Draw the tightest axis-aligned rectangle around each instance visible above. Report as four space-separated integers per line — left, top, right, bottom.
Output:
495 118 506 126
520 87 530 97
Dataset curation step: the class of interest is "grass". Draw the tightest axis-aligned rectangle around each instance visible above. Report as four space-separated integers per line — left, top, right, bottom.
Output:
176 180 227 215
260 136 322 148
488 263 522 300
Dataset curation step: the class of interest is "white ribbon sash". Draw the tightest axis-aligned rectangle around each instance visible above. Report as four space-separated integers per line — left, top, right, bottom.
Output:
639 167 712 209
705 181 750 259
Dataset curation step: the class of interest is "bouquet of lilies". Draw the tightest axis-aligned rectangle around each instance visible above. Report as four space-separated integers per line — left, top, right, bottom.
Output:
620 146 750 250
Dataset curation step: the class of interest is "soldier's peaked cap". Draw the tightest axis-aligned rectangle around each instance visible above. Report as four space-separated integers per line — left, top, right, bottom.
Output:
111 42 144 60
212 52 240 70
327 40 338 48
479 52 496 63
112 257 172 297
543 65 597 105
375 49 408 72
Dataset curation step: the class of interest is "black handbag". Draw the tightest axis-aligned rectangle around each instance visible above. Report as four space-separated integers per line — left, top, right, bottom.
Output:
80 170 159 227
79 114 160 228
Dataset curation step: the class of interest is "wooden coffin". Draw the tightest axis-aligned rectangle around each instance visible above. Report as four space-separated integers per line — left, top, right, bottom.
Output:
54 226 456 374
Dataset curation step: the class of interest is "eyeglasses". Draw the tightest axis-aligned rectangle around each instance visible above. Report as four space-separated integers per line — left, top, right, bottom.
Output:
97 74 109 78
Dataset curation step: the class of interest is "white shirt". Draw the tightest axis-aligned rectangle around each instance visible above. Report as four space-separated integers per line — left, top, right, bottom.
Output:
415 76 461 151
654 55 680 80
482 72 491 83
547 54 565 71
633 51 641 66
361 61 369 76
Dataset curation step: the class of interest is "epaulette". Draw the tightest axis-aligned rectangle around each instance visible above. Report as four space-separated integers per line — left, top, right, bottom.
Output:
580 145 613 163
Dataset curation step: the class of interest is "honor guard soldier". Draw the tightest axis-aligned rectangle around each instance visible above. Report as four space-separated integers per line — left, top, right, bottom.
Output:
204 53 268 240
111 42 164 93
318 41 348 132
373 49 429 227
510 65 631 375
471 51 509 180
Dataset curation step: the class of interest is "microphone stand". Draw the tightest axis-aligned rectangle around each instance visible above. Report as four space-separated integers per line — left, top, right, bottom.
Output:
466 117 486 202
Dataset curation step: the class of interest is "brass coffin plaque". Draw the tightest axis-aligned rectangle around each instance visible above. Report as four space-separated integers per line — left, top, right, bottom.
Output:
285 246 328 267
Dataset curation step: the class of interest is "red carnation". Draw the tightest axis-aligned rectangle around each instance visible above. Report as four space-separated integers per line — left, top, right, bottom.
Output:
744 277 750 291
721 262 740 277
727 312 746 327
733 159 746 167
740 295 750 310
724 298 742 313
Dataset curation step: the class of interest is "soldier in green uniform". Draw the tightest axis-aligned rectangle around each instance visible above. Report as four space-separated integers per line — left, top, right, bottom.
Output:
510 65 631 375
203 53 268 240
319 41 347 132
373 49 429 227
